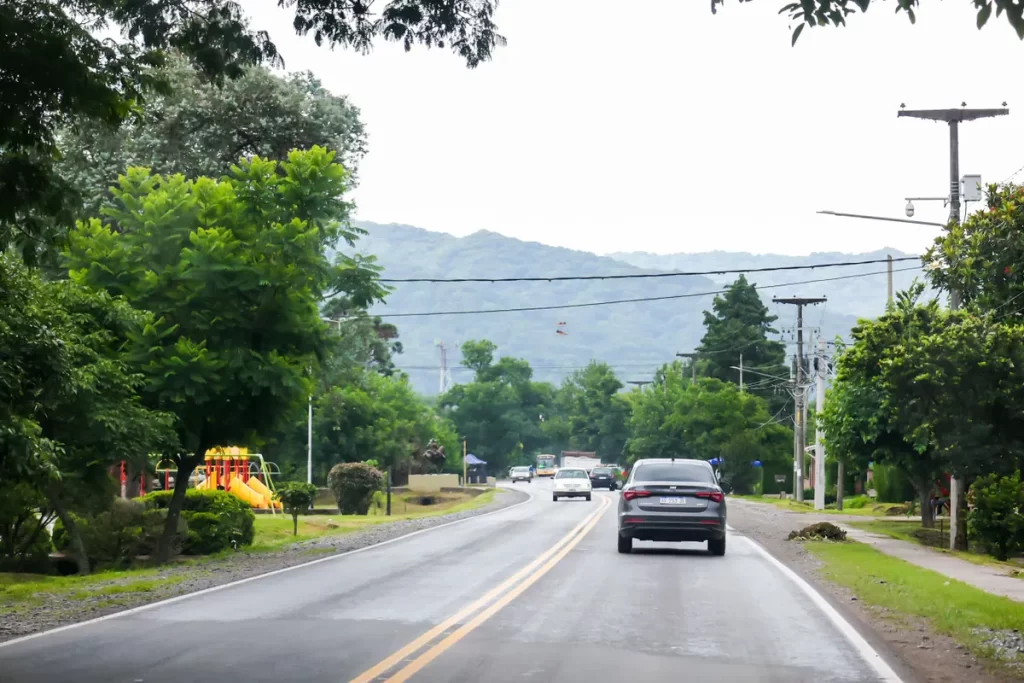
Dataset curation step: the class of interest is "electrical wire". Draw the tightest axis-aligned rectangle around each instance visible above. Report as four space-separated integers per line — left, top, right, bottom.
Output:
378 256 920 283
377 266 923 318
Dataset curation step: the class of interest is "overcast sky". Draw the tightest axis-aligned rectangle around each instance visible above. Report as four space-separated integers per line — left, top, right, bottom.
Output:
247 0 1023 257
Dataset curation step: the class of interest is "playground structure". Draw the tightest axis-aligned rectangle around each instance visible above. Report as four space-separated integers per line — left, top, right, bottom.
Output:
119 447 284 511
193 447 282 510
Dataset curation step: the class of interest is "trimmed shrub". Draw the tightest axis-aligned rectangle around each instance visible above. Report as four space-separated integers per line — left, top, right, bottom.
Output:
968 472 1024 561
328 462 385 515
143 489 255 554
52 498 183 568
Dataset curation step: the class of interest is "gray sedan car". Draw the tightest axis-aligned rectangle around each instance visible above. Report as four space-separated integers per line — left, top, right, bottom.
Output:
617 458 727 556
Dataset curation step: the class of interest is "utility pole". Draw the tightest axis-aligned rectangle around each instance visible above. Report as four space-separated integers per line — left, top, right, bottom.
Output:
738 354 744 392
462 438 468 487
900 105 1008 551
814 338 827 510
676 352 699 382
438 342 447 394
772 297 826 501
307 378 313 485
887 254 893 306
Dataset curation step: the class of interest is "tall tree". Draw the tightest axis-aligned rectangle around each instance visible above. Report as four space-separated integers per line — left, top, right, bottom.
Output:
5 0 501 260
927 183 1024 321
697 275 789 413
64 147 385 561
554 361 631 463
711 1 1024 42
439 340 555 474
59 57 369 216
626 363 791 493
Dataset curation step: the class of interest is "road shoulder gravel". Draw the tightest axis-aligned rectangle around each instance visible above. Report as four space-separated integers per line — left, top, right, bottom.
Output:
0 487 529 643
729 498 1019 683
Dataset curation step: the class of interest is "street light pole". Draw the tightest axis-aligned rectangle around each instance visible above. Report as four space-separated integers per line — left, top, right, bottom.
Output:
899 105 1009 552
307 393 313 484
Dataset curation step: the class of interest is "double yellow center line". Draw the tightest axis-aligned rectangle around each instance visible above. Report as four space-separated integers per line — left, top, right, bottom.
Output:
350 494 611 683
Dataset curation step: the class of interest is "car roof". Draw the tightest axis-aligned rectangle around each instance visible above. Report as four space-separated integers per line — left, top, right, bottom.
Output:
632 458 711 467
557 467 587 472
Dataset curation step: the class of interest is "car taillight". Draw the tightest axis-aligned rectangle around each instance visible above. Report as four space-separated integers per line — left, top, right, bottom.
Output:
695 491 724 503
622 489 652 501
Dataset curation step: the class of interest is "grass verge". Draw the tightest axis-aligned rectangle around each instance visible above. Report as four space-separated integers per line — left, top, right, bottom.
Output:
807 540 1024 667
732 494 908 518
249 488 496 551
0 570 192 615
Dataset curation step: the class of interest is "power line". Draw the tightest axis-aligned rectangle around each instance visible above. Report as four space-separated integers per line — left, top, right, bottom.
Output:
378 256 920 283
378 266 922 318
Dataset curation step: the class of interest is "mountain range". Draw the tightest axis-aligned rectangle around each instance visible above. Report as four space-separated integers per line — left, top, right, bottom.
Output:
349 221 928 395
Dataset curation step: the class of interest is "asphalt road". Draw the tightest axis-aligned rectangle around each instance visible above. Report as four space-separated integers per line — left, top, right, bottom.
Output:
0 480 904 683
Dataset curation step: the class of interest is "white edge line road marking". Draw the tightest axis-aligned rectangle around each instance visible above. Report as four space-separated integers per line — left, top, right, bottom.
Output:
0 486 535 650
736 531 904 683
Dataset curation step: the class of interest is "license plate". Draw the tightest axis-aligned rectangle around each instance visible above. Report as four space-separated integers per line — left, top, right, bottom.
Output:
659 497 686 505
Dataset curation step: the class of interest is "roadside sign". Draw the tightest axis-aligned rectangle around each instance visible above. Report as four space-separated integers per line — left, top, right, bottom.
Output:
774 474 786 483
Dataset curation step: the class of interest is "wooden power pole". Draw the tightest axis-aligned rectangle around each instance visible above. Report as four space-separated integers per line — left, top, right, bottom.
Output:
772 296 826 501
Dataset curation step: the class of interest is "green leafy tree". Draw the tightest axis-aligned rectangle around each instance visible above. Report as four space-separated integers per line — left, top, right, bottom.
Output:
697 275 789 413
275 482 319 536
5 0 501 262
927 183 1024 320
0 255 175 573
440 340 555 475
554 361 631 463
65 147 385 561
821 286 948 527
711 1 1024 43
59 56 369 217
626 363 791 494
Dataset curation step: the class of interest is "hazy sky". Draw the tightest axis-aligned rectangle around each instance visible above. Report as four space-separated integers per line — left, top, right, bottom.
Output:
247 0 1023 257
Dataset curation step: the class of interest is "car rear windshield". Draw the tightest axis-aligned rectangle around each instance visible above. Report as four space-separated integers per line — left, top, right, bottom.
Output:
632 462 715 484
512 467 530 473
555 469 588 479
591 467 612 475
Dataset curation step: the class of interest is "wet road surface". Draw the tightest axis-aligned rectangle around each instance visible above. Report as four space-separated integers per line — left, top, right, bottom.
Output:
0 480 904 683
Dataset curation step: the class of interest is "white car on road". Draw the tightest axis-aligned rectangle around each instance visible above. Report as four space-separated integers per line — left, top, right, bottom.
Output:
552 467 592 502
509 466 533 483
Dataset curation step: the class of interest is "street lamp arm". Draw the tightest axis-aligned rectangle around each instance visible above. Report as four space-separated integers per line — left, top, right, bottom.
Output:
817 210 944 227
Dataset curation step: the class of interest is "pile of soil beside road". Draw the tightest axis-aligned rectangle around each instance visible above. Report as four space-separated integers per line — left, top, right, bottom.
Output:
0 487 529 643
729 499 1015 683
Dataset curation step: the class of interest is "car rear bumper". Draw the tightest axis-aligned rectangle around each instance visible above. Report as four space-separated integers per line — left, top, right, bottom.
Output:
554 490 591 497
618 515 726 542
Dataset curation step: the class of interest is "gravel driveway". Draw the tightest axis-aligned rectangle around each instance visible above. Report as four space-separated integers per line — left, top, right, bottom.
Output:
0 487 529 643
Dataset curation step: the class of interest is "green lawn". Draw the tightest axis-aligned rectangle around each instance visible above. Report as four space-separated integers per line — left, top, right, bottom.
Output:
251 489 495 550
808 540 1024 665
732 494 907 517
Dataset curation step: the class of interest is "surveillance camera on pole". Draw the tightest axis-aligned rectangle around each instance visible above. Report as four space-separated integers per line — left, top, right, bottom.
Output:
905 200 915 218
